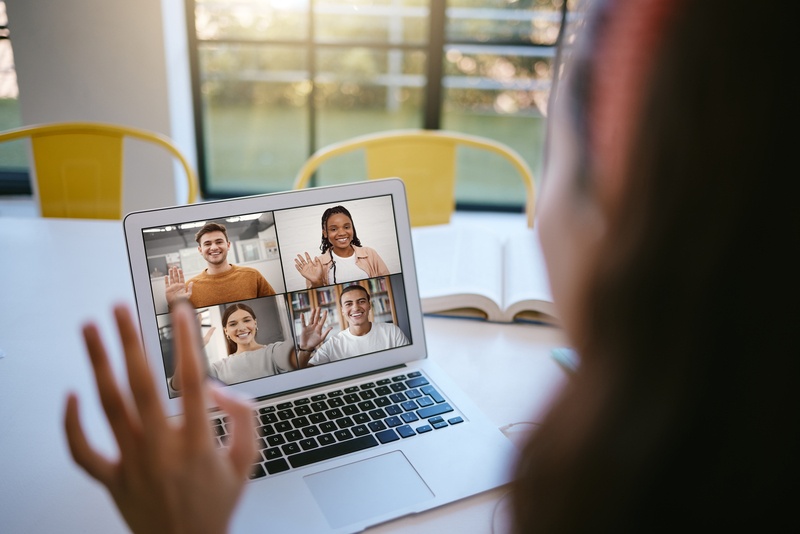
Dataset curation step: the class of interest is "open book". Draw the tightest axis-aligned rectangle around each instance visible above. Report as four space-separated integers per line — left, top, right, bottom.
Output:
411 223 558 325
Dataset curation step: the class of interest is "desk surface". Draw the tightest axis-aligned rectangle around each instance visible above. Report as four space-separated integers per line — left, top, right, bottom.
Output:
0 216 567 533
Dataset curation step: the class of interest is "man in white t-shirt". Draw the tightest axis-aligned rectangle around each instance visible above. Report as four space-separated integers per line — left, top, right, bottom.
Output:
297 285 409 367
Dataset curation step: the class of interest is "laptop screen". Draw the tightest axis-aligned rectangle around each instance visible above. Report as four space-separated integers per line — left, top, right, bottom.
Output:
134 188 416 400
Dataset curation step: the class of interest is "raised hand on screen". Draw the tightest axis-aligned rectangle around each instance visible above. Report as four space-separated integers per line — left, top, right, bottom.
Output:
299 307 333 352
294 252 326 287
165 266 194 307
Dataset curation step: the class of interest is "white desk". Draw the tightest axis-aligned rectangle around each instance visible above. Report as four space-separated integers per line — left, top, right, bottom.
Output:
0 216 567 533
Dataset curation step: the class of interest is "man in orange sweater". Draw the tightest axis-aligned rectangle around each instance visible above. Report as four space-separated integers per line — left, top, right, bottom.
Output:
165 222 275 309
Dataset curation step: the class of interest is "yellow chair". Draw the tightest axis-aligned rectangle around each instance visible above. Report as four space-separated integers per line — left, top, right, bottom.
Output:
293 129 536 228
0 121 199 219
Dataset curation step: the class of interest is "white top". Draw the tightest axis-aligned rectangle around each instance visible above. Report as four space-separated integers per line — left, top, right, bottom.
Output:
310 321 410 365
209 342 293 385
328 250 369 284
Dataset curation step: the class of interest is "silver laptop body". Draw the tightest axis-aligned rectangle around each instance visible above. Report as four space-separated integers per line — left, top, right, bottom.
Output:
123 178 516 533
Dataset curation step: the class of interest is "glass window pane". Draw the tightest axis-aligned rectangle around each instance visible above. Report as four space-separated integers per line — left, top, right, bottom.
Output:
441 46 553 208
447 0 563 45
314 48 426 185
191 0 568 209
0 0 25 172
315 0 428 45
200 43 310 193
196 0 308 41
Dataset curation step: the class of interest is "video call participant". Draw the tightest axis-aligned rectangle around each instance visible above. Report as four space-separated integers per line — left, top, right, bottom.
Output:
294 205 390 288
209 303 292 385
165 222 275 308
298 285 409 367
171 302 330 389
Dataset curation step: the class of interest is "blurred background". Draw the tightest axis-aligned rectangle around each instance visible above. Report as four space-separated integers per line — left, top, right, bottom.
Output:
0 0 584 212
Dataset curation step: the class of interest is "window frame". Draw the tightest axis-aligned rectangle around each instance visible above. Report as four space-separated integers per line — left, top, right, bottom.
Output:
186 0 568 210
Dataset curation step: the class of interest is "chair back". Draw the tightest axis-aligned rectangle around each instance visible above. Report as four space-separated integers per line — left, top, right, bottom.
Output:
293 129 536 227
0 122 198 219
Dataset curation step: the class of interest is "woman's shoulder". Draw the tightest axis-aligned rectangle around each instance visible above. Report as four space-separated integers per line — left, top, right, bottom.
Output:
353 245 379 256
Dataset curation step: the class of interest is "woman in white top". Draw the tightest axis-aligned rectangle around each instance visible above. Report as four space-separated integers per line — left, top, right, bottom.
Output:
207 303 294 385
294 205 390 288
169 302 329 390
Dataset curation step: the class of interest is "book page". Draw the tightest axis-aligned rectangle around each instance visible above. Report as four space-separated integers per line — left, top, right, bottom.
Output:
502 227 558 322
412 224 504 317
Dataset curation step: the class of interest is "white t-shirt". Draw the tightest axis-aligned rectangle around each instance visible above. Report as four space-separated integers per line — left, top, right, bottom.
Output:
309 322 410 365
327 250 369 285
209 342 293 385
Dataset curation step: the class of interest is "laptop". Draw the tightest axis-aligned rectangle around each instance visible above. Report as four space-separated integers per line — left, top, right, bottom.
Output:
123 178 516 533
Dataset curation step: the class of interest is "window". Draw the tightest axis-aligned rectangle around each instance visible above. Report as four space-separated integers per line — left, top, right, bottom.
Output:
0 0 27 195
188 0 572 210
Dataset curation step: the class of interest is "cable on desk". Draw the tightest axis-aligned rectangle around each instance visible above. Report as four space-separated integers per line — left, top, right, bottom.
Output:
491 489 513 534
498 421 538 434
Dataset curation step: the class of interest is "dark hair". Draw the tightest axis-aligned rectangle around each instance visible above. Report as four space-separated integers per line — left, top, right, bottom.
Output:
319 205 362 284
512 1 799 531
339 283 370 305
195 222 229 245
221 303 256 355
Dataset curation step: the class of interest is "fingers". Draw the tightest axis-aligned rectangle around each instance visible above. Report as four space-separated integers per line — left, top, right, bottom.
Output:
295 252 316 274
311 308 326 332
303 307 323 327
115 305 166 435
168 266 185 284
172 302 209 445
320 311 331 340
64 393 116 485
82 320 137 457
211 386 256 478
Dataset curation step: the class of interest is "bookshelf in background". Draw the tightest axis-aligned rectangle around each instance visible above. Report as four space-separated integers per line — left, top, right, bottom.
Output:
365 276 396 324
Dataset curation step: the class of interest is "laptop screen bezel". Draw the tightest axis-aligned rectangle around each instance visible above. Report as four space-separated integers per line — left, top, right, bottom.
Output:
123 178 426 417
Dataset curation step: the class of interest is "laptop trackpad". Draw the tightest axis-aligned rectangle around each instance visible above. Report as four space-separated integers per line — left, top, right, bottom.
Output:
304 451 434 529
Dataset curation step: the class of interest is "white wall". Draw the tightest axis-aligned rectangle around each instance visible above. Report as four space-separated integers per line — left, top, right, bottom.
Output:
6 0 196 212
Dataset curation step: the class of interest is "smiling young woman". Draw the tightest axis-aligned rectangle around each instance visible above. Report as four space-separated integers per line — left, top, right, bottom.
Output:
294 205 390 288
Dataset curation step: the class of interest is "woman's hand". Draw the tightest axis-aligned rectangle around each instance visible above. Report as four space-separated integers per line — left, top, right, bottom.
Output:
64 303 256 534
202 325 217 347
294 252 325 287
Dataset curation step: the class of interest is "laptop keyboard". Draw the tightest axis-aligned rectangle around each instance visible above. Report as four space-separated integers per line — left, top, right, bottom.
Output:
210 371 464 480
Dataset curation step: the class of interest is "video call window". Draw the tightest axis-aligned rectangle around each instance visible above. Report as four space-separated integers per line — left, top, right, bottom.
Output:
141 195 412 397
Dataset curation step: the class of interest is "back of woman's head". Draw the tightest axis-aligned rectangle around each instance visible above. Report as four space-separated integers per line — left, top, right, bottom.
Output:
512 0 799 531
